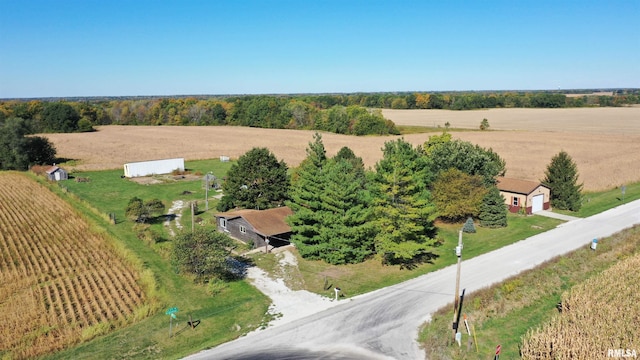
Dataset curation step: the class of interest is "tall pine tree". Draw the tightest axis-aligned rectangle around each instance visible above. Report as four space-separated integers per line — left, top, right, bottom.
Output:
371 139 438 264
479 185 508 228
288 135 374 264
542 151 583 211
287 133 328 259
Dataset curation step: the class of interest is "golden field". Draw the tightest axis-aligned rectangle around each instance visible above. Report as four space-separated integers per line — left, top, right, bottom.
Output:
42 107 640 191
0 173 148 359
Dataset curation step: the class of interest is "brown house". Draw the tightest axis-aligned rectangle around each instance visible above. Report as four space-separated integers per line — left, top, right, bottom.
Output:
215 206 293 248
496 177 550 215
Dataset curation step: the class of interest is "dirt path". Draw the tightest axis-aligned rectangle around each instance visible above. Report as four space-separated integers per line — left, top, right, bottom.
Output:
163 200 184 237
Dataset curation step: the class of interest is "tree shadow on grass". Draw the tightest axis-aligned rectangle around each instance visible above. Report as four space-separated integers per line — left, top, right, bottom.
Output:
391 252 440 270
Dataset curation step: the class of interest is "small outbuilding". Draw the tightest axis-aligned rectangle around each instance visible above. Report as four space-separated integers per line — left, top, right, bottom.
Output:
123 158 185 178
45 165 68 181
215 206 293 249
496 177 551 215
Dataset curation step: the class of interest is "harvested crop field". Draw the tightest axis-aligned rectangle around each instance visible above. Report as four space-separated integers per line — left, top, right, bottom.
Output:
43 107 640 191
0 173 148 359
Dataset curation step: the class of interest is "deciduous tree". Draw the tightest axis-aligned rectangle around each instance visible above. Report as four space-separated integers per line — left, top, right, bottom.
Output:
125 197 165 223
432 168 487 222
41 102 80 133
172 227 236 282
426 138 505 186
218 147 289 211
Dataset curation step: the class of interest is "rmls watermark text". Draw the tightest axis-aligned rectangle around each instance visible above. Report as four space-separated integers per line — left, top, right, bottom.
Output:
608 349 637 358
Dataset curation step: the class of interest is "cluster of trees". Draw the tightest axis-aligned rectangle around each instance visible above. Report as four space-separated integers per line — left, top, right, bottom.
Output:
0 118 57 170
2 89 637 137
218 132 509 265
127 140 583 279
0 97 398 136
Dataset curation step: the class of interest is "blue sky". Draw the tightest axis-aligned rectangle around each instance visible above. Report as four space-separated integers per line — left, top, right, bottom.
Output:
1 0 638 98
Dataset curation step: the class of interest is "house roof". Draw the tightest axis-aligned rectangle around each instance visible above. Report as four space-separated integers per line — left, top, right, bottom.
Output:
45 166 61 174
216 206 293 236
496 177 548 195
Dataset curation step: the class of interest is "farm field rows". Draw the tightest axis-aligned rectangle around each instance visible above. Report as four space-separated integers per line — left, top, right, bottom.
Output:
0 173 147 359
521 251 640 358
42 107 640 191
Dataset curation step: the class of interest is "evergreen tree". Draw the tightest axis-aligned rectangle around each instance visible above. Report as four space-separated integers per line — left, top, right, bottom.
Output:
218 147 289 211
287 133 328 259
371 139 438 264
315 158 374 264
479 185 508 228
542 151 583 211
462 217 476 233
288 135 374 264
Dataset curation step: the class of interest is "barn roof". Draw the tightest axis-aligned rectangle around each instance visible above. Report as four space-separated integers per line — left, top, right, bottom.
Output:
216 206 293 236
496 177 548 195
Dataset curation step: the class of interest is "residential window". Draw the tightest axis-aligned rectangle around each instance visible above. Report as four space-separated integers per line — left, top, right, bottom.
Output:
219 218 226 228
240 225 246 234
513 197 519 207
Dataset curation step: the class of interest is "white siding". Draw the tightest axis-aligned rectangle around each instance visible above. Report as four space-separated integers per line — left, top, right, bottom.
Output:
123 158 185 178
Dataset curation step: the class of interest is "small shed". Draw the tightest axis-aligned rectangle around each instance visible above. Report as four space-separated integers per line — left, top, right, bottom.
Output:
215 206 293 248
496 177 550 214
123 158 185 178
45 165 68 181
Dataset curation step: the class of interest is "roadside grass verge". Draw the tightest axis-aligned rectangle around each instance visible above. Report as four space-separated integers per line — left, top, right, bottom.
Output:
40 160 272 360
419 225 640 359
554 181 640 218
252 214 563 299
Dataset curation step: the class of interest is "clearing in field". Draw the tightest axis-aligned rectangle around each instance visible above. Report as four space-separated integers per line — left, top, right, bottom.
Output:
0 173 148 359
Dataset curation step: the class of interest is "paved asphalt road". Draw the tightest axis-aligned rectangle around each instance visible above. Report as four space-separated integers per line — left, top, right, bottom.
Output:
185 200 640 360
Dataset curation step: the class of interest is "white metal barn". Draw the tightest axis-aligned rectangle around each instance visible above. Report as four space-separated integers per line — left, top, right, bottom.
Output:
123 158 185 178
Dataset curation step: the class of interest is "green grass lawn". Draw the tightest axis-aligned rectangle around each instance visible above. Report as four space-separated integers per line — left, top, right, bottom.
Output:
252 214 563 299
556 181 640 218
45 159 640 359
40 160 272 360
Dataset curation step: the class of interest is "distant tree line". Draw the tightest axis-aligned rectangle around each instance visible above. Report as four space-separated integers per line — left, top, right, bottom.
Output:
0 96 399 136
2 90 638 137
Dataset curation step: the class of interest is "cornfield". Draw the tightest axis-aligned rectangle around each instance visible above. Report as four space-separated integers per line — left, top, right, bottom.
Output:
521 252 640 359
0 173 147 359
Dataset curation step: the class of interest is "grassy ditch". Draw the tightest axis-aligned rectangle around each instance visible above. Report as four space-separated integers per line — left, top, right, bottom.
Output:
251 214 563 299
419 225 640 359
557 181 640 218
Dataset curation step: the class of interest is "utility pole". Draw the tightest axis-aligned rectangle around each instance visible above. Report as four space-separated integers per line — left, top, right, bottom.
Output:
452 229 463 340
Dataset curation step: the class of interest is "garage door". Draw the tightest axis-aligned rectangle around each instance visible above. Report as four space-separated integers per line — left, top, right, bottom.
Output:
532 194 544 213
